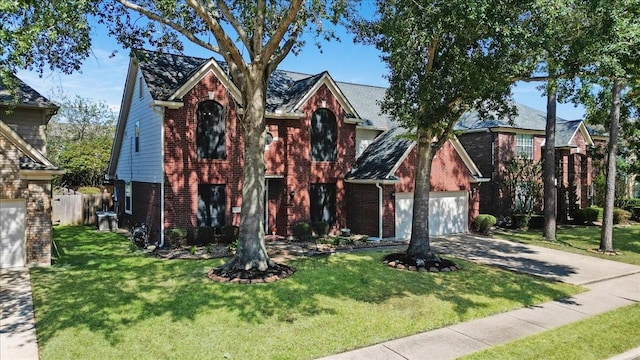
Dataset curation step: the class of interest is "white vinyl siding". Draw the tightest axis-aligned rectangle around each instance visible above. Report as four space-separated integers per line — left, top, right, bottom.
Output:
355 128 381 158
115 68 164 184
516 134 534 159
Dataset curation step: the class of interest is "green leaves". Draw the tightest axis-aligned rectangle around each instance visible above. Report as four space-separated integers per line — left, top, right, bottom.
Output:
358 0 532 134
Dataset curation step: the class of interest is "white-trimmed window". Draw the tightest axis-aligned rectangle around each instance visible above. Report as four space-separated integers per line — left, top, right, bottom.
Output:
135 121 140 152
516 134 534 159
125 182 132 214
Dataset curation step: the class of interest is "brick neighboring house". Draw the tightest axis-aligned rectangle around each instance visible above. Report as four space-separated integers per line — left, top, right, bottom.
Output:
107 49 483 244
0 75 62 268
455 103 599 222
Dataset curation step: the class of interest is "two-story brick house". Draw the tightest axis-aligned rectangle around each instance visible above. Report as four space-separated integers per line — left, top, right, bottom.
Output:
455 103 598 222
107 49 483 244
1 75 62 268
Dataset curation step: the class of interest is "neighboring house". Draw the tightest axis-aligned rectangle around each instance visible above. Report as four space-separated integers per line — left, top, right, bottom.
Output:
456 103 599 221
107 49 482 244
0 75 62 268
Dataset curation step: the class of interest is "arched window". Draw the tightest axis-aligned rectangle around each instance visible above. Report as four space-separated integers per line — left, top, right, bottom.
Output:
197 100 226 159
310 108 337 162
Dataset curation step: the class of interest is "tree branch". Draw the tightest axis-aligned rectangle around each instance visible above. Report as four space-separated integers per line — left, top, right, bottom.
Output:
269 27 300 71
114 0 218 53
251 0 266 60
185 0 247 75
262 0 304 64
215 0 250 53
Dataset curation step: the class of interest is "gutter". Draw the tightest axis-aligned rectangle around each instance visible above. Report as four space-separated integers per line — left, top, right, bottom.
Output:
375 182 383 240
159 108 166 248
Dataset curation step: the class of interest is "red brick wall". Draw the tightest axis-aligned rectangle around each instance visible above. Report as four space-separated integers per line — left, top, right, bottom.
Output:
163 72 243 232
114 180 162 244
347 140 476 238
161 76 357 236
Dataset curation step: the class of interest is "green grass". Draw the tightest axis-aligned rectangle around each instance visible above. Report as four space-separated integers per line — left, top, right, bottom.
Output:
461 303 640 360
32 226 582 360
495 224 640 266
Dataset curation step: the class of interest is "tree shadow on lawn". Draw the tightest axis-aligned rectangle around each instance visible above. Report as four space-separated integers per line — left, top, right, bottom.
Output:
31 227 579 349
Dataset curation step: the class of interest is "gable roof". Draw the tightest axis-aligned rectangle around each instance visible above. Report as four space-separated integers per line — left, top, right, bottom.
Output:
345 126 485 183
346 126 414 182
132 49 378 123
0 120 62 175
455 103 593 147
0 74 58 110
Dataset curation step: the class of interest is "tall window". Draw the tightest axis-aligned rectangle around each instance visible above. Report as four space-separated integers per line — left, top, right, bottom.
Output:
310 183 336 225
516 134 534 159
134 121 140 152
310 108 337 162
124 182 132 214
197 184 226 227
197 100 226 159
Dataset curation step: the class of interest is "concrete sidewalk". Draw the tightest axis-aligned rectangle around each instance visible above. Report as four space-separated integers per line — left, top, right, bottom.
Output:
0 268 39 360
319 234 640 360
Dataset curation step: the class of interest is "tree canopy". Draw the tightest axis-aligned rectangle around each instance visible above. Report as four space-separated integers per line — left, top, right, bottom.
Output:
355 0 534 259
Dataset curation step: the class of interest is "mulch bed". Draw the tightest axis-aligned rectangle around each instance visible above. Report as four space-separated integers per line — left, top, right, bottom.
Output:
383 253 460 272
139 236 459 282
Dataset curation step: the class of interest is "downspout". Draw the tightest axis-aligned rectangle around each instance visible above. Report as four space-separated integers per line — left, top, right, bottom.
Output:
159 108 166 248
376 182 383 240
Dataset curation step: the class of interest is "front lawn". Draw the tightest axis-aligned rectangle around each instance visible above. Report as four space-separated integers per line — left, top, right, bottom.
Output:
31 226 581 360
461 302 640 360
494 224 640 266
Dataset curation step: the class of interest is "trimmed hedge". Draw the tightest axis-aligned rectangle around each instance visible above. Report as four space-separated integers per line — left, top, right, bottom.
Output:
472 214 496 233
220 225 239 244
166 228 188 248
312 221 330 236
613 208 632 225
574 207 601 224
292 222 312 241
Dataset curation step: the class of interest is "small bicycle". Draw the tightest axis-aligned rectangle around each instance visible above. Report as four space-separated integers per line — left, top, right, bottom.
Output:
131 222 149 248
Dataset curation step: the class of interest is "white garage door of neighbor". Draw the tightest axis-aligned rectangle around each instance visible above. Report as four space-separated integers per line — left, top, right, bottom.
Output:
395 191 468 239
0 199 27 268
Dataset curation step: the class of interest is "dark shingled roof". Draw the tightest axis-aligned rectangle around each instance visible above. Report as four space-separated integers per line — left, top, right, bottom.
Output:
19 156 60 171
133 49 393 129
455 103 585 147
0 74 58 108
346 126 412 181
134 49 211 100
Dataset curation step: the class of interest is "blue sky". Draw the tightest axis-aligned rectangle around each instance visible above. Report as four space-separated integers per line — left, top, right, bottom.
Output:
16 18 585 120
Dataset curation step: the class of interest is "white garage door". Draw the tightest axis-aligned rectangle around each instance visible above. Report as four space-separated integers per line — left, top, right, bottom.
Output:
0 199 27 268
395 191 468 239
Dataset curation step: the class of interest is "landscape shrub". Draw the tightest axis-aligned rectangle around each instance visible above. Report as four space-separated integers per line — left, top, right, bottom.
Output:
528 214 544 229
613 208 632 225
312 221 330 237
194 226 216 246
292 222 312 241
166 228 188 248
574 207 600 224
219 225 239 244
472 214 496 233
77 186 102 194
615 197 640 210
511 214 531 229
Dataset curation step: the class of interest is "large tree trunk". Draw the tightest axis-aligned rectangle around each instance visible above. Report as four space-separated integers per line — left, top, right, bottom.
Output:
222 66 272 271
406 129 437 260
543 79 557 240
600 79 622 253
